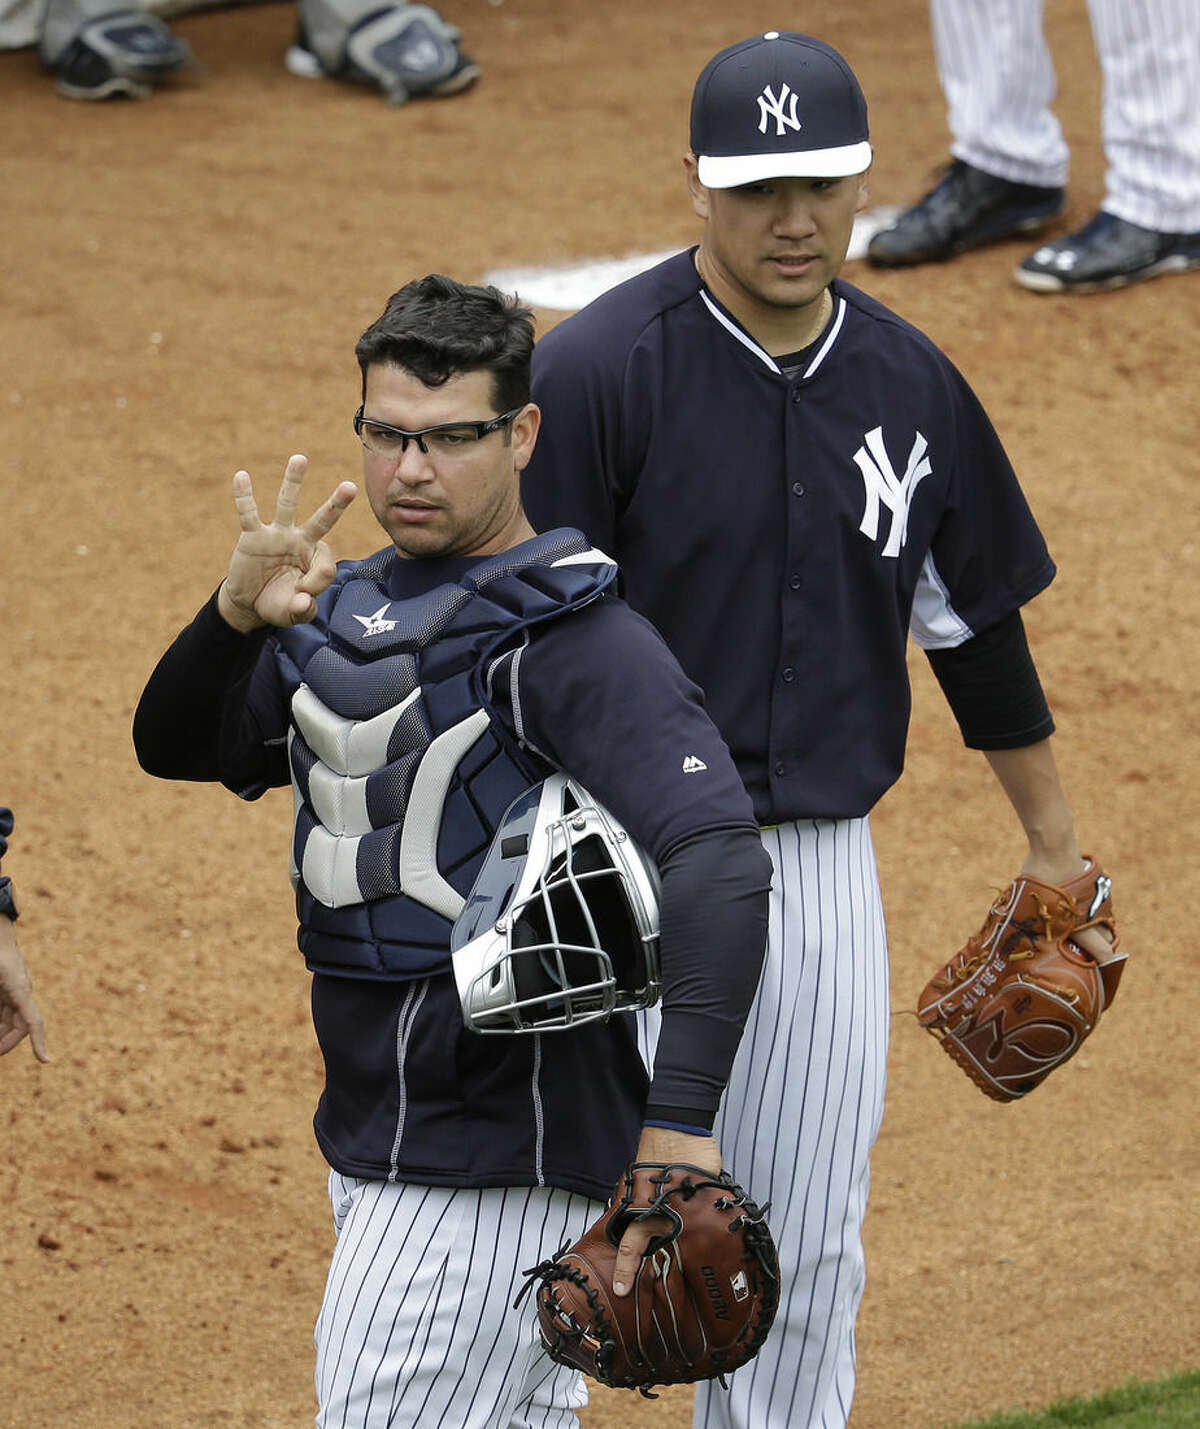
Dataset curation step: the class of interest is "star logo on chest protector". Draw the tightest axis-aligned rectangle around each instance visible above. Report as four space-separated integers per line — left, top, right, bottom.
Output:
353 603 398 638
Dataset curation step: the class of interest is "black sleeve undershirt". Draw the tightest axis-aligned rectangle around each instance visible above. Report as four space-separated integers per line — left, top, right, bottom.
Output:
925 609 1055 750
641 827 772 1130
132 591 275 784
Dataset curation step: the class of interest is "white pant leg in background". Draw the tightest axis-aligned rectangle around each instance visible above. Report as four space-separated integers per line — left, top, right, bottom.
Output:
0 0 261 49
1088 0 1200 231
693 818 891 1429
315 1175 601 1429
932 0 1071 187
0 0 43 49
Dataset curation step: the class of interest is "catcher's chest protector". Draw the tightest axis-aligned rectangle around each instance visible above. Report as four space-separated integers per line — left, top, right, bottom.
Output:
274 529 617 980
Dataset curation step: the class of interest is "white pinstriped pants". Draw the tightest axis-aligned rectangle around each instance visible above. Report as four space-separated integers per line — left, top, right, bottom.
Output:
933 0 1200 231
314 1176 602 1428
639 818 891 1429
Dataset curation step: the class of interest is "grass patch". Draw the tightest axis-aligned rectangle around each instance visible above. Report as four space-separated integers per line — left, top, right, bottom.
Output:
953 1371 1200 1428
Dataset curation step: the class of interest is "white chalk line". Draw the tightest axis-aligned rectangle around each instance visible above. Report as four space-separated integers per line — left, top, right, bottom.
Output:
483 207 899 312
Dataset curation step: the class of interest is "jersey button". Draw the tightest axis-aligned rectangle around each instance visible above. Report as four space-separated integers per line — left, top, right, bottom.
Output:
789 573 802 590
773 761 787 777
781 666 796 684
791 481 804 497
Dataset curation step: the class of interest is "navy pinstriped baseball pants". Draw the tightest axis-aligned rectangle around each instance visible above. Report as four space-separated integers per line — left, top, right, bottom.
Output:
637 817 891 1429
314 1176 601 1427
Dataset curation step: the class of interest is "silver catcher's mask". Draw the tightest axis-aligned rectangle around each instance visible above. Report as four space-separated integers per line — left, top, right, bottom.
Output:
451 774 661 1033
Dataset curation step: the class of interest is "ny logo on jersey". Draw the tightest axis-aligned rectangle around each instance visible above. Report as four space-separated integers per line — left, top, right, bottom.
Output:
757 83 801 137
353 603 398 638
852 426 933 558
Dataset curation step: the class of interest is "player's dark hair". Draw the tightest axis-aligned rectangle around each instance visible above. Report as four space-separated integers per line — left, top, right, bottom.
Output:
355 274 535 415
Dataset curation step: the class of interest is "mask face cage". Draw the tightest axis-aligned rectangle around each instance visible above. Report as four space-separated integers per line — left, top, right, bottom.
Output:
451 775 662 1033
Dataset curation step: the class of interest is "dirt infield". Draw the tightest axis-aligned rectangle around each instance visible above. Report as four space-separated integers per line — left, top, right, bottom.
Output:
3 1 1195 1425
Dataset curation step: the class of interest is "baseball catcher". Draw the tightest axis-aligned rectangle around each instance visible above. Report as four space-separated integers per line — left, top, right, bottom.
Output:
133 272 778 1425
917 857 1125 1101
520 1160 779 1397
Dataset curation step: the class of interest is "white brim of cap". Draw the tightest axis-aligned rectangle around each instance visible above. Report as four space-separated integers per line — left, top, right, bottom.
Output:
696 141 873 188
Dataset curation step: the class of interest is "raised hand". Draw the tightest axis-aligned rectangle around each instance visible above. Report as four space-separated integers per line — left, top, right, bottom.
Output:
217 455 357 632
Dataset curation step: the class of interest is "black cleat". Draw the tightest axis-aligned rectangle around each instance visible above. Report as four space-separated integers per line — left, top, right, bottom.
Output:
867 158 1065 267
51 11 189 100
1015 210 1200 292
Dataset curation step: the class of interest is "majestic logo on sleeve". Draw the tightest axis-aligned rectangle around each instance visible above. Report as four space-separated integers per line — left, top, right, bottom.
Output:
757 83 801 136
852 427 933 558
353 603 399 638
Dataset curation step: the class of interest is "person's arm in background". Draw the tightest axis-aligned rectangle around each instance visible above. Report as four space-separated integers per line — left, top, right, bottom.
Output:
0 806 49 1062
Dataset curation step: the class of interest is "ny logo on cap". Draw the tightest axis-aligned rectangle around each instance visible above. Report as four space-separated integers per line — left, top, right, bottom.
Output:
757 82 801 136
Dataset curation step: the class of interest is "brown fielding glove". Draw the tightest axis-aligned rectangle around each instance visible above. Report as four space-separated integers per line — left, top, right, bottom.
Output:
521 1162 779 1396
917 857 1125 1102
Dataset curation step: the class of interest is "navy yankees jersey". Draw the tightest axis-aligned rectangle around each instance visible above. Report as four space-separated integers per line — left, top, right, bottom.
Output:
134 539 766 1200
523 249 1056 823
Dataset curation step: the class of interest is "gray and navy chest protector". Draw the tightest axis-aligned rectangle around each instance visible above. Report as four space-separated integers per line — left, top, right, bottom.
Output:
273 528 617 980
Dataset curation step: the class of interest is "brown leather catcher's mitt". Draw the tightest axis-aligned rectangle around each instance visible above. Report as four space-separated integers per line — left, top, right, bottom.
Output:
522 1162 779 1396
918 857 1125 1101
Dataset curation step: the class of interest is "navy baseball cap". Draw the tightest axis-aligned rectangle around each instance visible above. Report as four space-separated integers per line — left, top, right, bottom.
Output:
690 31 872 188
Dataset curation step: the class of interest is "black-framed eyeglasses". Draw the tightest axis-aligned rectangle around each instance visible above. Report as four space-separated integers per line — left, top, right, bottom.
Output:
353 405 524 459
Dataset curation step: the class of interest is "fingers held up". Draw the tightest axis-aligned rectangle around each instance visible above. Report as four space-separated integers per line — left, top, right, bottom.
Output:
221 458 357 631
272 453 309 528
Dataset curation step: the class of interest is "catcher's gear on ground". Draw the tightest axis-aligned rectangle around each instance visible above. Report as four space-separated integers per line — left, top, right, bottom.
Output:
521 1162 779 1396
39 0 189 100
917 856 1124 1101
287 0 478 103
451 773 661 1033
